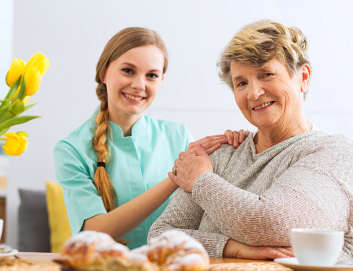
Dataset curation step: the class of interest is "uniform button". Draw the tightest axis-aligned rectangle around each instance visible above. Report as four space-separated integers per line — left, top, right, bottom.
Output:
133 184 141 190
135 227 142 233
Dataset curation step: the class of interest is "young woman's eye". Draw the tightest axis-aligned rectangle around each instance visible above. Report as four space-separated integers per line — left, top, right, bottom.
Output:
148 73 158 79
122 68 133 74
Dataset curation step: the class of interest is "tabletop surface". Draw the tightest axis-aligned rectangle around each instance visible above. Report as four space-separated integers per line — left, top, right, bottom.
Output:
16 252 270 264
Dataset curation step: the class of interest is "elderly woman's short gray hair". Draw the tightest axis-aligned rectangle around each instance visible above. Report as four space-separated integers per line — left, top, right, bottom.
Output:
218 20 311 98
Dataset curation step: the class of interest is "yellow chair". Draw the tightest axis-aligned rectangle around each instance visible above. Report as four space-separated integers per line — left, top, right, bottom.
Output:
46 181 72 253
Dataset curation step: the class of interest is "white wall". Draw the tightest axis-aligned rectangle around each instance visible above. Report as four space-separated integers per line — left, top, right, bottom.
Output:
0 0 13 98
6 0 353 247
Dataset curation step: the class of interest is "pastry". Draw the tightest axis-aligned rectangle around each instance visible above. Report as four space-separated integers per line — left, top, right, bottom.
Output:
54 230 209 271
106 251 159 271
134 230 210 271
54 230 129 270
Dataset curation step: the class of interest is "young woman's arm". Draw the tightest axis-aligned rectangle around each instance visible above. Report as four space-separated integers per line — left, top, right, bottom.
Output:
84 177 177 240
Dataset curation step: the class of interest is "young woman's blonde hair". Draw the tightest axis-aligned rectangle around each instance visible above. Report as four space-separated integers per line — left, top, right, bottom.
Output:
218 20 311 98
93 28 168 213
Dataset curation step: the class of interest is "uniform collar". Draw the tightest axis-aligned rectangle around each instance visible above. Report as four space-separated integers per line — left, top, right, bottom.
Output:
90 107 147 138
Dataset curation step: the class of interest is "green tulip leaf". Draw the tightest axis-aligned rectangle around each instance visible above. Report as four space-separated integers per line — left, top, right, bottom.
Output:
0 115 41 131
9 100 25 116
0 127 10 137
0 76 22 110
13 77 26 101
24 103 38 112
0 105 10 123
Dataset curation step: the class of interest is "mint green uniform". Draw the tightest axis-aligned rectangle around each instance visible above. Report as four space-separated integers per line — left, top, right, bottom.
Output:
54 108 194 249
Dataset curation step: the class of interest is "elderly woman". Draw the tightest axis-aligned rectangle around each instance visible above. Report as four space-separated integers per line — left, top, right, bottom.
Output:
148 20 353 260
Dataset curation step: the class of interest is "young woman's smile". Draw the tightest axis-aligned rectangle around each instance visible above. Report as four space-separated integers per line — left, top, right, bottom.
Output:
122 92 146 103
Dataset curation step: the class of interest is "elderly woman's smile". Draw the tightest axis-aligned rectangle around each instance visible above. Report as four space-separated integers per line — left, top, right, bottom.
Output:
231 58 309 134
253 101 275 111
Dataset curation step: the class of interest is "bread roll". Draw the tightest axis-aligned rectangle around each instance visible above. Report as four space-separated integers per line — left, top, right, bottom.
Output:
54 230 129 270
54 230 209 271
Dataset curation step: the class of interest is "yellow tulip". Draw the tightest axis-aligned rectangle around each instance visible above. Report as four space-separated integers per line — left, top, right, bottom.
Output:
24 67 42 96
37 57 50 75
25 52 43 69
6 58 25 87
23 96 30 105
2 132 28 156
24 52 50 75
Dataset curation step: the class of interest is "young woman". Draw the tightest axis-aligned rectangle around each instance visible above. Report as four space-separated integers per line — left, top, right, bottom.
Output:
54 27 248 249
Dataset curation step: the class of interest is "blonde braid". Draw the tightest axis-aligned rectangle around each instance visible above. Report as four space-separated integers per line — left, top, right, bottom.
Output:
93 85 128 245
93 85 116 212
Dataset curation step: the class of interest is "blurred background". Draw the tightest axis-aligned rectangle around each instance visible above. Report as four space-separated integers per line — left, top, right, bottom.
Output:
1 0 352 248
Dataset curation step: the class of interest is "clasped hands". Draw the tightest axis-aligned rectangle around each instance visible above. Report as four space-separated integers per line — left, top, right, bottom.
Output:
168 143 213 193
168 131 249 192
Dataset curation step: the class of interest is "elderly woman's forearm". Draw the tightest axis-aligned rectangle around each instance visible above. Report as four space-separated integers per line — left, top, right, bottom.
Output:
149 221 230 257
148 187 205 240
192 172 341 246
148 187 231 257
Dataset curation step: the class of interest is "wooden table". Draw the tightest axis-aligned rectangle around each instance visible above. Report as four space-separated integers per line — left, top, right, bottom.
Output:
16 252 269 264
17 252 60 262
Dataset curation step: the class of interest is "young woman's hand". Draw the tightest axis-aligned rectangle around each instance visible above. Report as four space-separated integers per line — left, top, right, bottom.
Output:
223 239 294 260
224 129 250 148
187 130 250 155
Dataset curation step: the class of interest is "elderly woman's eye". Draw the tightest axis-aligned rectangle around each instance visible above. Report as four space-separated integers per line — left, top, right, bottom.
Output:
238 82 247 87
264 73 273 77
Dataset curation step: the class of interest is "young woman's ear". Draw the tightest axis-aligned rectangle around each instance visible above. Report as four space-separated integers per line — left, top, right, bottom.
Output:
103 67 108 84
161 75 165 82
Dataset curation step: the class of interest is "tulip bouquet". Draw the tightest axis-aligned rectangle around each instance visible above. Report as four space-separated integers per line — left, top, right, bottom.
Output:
0 52 49 156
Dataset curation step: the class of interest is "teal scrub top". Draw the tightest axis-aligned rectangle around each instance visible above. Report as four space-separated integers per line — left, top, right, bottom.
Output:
53 108 194 249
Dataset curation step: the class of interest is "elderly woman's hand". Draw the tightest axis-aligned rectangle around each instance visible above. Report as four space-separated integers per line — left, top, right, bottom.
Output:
168 144 213 192
224 239 294 259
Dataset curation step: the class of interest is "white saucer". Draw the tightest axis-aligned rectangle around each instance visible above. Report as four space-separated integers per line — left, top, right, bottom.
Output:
275 258 353 271
0 249 19 258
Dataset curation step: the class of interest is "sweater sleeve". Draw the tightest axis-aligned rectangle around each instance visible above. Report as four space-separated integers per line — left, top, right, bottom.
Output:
148 187 230 257
192 149 351 247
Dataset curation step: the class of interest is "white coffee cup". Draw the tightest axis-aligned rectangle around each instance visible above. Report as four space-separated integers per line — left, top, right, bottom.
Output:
0 219 3 241
291 229 344 266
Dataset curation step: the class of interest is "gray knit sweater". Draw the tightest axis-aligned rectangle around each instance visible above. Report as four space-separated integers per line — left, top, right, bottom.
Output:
148 130 353 259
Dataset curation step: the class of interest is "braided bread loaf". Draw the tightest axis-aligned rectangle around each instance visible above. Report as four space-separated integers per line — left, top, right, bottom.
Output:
53 231 130 270
54 230 209 271
135 230 210 271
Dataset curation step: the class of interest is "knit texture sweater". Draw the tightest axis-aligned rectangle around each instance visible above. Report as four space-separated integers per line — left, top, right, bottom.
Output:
148 130 353 259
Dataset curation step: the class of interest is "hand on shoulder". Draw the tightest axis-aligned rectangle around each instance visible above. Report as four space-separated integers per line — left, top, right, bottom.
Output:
186 129 250 155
